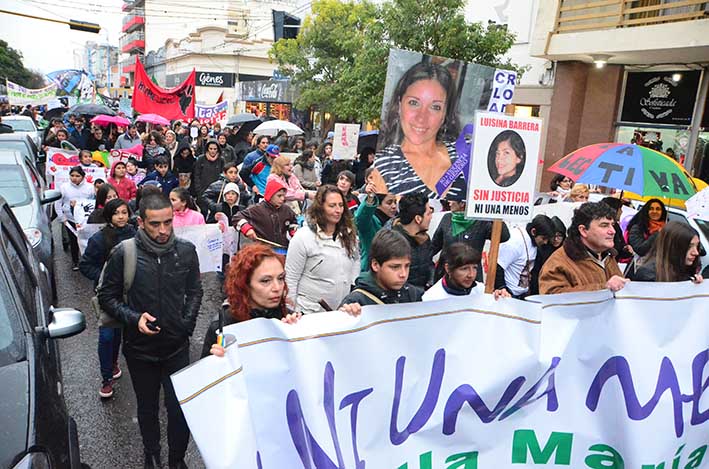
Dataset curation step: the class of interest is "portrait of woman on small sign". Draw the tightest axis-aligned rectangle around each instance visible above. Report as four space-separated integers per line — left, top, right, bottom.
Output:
487 130 526 188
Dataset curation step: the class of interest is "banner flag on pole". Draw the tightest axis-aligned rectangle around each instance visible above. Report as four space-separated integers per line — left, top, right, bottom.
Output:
131 58 195 120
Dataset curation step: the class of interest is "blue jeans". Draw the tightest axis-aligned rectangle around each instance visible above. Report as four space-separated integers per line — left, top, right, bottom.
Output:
98 326 122 383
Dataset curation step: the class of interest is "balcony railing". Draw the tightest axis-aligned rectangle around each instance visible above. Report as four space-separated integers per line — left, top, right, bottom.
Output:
122 12 145 33
554 0 708 33
119 31 144 48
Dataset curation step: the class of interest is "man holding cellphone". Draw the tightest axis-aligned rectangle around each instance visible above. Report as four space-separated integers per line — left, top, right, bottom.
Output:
98 193 203 469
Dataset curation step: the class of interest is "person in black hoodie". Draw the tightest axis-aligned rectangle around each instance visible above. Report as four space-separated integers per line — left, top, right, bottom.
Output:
388 192 434 289
173 140 196 175
202 162 251 218
79 198 136 399
97 193 203 469
339 229 423 311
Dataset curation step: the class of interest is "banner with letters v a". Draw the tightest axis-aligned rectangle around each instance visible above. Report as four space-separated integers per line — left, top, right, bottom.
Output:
172 282 709 468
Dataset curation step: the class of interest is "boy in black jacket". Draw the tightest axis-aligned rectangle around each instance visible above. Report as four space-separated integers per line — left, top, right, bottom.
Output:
339 229 423 311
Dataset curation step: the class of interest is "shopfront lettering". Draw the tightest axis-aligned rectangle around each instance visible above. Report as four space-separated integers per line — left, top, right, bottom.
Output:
259 83 281 101
198 72 225 87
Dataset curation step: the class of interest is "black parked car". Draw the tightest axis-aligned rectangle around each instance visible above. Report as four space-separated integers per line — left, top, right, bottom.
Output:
0 196 86 468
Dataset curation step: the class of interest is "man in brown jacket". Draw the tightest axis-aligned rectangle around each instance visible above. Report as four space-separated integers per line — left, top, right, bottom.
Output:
539 202 629 294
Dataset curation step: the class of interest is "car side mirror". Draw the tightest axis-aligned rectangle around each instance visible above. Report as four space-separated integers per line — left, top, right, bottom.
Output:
40 189 61 204
38 307 86 339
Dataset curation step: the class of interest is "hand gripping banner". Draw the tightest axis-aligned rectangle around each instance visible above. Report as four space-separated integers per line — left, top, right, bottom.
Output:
132 58 195 120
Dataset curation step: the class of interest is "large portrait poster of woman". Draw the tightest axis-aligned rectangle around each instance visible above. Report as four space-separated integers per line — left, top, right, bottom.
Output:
371 48 517 199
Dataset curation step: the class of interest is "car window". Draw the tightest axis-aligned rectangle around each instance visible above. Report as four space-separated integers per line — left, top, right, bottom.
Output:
0 209 37 323
24 159 42 190
0 141 32 160
0 165 33 207
0 270 25 367
695 219 709 242
667 211 689 224
3 119 36 132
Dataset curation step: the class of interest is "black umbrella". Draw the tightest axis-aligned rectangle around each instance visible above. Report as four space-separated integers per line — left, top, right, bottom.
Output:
67 103 116 116
233 119 262 140
43 107 68 121
227 113 259 127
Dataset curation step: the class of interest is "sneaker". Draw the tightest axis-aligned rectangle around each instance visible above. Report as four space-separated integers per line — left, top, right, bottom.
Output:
99 381 114 398
72 263 79 271
112 364 122 380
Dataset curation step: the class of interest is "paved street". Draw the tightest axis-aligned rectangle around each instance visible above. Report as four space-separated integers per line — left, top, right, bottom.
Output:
53 222 221 468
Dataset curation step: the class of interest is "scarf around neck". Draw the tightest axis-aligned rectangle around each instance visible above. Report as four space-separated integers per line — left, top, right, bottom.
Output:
451 211 476 237
136 227 176 257
648 219 665 235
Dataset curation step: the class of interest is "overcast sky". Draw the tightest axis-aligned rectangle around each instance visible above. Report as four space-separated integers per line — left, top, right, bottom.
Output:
0 0 124 76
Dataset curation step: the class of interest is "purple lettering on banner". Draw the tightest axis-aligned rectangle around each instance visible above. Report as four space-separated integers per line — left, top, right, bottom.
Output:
339 389 373 469
586 349 709 438
435 124 474 196
390 348 445 445
286 362 345 468
500 357 560 420
442 357 560 434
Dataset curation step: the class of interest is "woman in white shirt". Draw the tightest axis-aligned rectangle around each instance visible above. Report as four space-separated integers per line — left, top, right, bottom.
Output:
424 242 509 301
285 185 360 313
59 165 95 270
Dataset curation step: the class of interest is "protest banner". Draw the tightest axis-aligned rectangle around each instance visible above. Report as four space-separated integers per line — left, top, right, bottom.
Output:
174 224 223 273
132 58 195 120
372 48 518 198
46 69 95 104
195 101 228 126
72 198 96 228
77 223 103 255
6 80 58 106
109 148 142 163
332 123 360 160
465 111 542 222
487 69 517 113
172 282 709 468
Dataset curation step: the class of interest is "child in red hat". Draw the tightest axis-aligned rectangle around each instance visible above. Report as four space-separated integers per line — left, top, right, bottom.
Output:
233 178 298 249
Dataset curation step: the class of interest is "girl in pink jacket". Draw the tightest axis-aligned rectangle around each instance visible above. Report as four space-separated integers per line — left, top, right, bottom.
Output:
169 187 206 227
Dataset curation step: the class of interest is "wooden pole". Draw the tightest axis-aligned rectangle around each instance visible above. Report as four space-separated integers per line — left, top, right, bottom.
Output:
485 219 503 294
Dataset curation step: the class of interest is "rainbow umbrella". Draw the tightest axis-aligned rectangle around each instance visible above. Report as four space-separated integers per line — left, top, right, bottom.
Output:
549 143 697 201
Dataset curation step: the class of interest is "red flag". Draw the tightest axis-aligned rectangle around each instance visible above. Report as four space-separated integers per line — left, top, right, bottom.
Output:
131 58 195 120
215 92 224 104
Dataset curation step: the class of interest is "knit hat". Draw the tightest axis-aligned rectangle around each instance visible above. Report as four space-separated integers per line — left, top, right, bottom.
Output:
223 182 240 196
265 144 281 158
264 178 286 202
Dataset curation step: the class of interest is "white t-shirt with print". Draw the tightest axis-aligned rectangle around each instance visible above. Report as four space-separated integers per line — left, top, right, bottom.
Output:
497 227 537 296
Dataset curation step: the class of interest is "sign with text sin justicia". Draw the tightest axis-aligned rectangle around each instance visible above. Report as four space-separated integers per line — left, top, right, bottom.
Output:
172 282 709 468
465 111 542 222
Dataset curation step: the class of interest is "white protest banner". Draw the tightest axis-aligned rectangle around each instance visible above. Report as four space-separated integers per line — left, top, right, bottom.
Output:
172 282 709 468
72 198 96 228
54 166 107 190
6 80 58 106
109 148 142 163
46 147 80 181
487 69 517 113
77 223 104 255
174 224 223 273
332 123 360 160
195 101 229 126
465 111 542 222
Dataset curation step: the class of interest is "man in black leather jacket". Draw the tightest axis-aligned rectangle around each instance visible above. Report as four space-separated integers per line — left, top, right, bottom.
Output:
98 193 203 469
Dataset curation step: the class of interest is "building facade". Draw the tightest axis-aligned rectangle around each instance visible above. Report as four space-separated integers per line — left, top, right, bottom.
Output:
529 0 709 188
74 41 120 89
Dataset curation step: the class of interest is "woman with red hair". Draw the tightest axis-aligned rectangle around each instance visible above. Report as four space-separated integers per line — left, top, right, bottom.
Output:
202 243 300 357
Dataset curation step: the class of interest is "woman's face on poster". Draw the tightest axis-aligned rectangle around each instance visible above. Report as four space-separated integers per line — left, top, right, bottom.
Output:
399 79 447 147
495 139 522 179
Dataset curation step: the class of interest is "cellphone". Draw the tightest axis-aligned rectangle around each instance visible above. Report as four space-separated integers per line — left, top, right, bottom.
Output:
146 320 159 331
